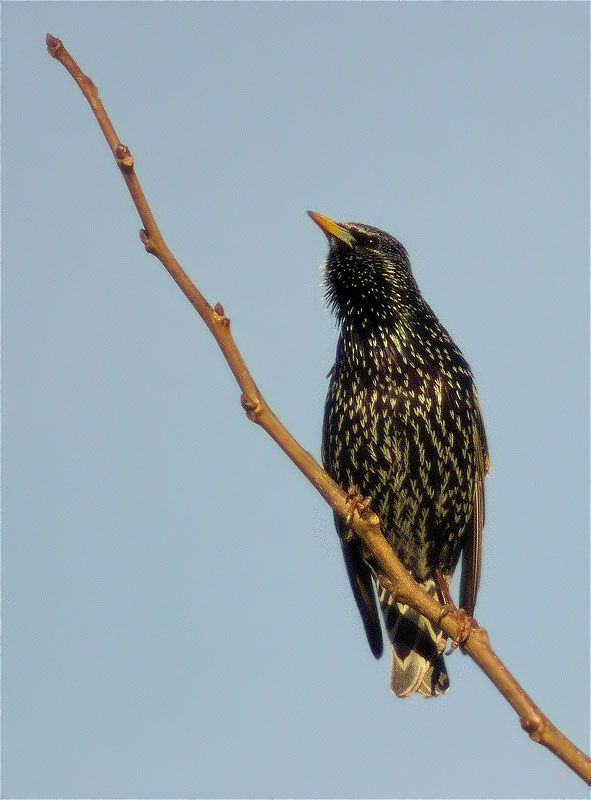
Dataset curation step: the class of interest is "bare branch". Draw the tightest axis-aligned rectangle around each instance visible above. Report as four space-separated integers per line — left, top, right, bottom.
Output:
45 34 591 787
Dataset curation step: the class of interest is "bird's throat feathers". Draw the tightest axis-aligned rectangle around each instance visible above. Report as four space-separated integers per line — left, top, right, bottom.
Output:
323 235 424 332
324 249 431 355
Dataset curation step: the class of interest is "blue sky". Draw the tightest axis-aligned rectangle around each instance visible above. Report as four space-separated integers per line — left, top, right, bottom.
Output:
3 2 589 798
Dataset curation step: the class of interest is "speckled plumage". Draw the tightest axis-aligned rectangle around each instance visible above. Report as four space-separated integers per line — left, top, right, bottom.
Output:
309 211 489 698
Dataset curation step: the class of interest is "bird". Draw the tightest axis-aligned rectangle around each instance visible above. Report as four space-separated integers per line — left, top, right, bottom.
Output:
309 210 489 698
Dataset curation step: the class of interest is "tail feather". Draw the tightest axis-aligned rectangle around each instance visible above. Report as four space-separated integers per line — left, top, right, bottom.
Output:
379 579 449 698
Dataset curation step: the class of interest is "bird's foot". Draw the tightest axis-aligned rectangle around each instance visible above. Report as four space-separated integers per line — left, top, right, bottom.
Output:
444 608 479 654
433 568 477 653
344 489 373 528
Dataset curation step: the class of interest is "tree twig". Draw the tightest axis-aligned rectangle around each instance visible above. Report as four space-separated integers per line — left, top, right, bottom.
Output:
45 33 591 787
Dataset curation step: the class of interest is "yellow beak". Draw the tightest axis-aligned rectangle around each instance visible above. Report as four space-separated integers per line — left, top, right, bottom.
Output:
307 211 355 247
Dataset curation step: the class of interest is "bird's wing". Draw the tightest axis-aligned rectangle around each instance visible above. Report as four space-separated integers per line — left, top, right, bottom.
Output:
322 386 383 660
459 391 490 615
333 513 384 659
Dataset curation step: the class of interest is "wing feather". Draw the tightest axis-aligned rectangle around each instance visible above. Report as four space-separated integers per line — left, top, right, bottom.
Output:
335 514 384 658
459 391 490 615
323 382 383 659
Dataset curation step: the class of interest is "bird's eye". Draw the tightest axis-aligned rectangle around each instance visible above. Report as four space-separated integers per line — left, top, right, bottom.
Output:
356 232 376 248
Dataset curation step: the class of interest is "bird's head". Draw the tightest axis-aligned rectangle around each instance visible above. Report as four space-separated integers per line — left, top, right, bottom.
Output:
308 211 422 329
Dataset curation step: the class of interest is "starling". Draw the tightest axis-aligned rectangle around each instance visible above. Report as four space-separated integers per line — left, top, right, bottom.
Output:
309 211 489 698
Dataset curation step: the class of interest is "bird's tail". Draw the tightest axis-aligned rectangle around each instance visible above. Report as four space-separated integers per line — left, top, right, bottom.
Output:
379 579 449 698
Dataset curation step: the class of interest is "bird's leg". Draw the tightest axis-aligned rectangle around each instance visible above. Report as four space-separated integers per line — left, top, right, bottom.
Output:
434 568 477 654
434 567 454 607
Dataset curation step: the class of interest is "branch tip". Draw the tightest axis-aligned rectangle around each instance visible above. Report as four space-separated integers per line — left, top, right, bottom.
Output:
46 33 61 55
